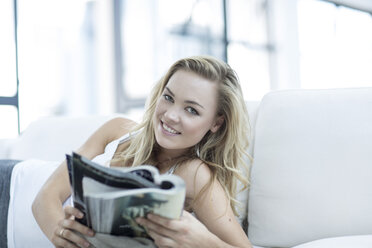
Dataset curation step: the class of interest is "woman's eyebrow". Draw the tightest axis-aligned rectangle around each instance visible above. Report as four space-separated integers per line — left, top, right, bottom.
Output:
185 100 204 109
165 87 204 109
165 87 175 96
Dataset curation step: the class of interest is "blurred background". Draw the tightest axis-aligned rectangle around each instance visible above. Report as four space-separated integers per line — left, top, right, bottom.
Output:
1 0 372 138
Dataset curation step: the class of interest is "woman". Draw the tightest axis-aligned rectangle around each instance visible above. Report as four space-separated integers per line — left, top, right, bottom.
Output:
32 56 252 248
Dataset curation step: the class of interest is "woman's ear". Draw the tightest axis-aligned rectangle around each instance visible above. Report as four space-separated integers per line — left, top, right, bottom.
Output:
210 116 224 133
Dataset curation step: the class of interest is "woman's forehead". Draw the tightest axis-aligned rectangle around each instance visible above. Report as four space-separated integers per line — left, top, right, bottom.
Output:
166 70 219 109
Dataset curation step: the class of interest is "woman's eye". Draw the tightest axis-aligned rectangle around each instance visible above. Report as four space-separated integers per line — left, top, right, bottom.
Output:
186 107 199 115
163 94 173 102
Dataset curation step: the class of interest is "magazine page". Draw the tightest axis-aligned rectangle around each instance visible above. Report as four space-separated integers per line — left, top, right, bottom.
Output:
67 152 186 238
83 175 186 237
66 153 159 226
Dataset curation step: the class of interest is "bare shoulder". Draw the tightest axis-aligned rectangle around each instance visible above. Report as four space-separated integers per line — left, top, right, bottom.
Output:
175 159 213 199
103 117 138 140
77 117 137 159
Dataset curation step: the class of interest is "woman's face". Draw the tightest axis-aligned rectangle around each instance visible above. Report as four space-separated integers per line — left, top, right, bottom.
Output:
153 70 223 153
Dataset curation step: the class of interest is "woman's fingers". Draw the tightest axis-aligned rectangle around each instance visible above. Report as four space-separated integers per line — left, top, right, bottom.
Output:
63 205 84 219
56 226 91 248
52 227 81 248
136 216 178 248
147 213 183 230
137 215 184 239
59 218 95 237
62 207 95 237
146 229 176 248
51 206 95 248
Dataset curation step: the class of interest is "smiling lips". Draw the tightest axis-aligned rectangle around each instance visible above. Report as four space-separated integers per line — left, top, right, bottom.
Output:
162 121 181 135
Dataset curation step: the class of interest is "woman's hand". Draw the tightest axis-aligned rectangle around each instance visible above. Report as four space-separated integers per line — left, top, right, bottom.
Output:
136 210 219 248
51 206 95 248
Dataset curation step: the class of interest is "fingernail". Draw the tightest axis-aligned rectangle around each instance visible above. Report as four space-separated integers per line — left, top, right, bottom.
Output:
84 241 90 247
78 212 84 218
88 230 95 236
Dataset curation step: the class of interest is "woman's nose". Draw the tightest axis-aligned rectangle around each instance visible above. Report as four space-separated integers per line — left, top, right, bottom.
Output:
164 107 180 123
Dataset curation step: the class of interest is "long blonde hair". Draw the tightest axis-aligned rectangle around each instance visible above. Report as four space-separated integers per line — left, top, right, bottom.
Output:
114 56 251 215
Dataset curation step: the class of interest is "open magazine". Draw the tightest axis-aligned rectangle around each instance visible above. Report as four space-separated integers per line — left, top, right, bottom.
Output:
66 152 186 238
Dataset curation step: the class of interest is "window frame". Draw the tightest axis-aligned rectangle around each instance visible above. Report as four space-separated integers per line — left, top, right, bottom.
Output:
1 0 20 134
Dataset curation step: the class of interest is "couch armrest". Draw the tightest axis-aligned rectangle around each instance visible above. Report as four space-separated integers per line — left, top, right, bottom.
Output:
8 115 124 161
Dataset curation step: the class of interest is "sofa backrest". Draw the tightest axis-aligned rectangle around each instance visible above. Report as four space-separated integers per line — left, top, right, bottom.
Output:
247 87 372 247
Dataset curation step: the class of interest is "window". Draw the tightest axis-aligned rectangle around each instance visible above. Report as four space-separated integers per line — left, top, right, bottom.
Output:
0 0 18 138
14 0 114 133
115 0 225 113
298 0 372 89
2 0 272 139
227 0 271 100
0 0 17 97
116 0 271 113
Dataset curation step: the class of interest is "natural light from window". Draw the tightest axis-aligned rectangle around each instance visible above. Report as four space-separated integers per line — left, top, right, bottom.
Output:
298 0 372 89
2 0 372 139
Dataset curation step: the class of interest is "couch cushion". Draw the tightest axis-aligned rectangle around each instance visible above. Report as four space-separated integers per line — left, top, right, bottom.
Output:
292 235 372 248
247 88 372 247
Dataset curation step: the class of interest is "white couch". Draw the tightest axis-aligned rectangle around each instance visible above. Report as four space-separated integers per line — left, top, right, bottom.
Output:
1 87 372 248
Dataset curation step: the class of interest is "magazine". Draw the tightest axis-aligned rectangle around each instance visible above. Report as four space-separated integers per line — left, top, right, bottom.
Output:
66 152 186 238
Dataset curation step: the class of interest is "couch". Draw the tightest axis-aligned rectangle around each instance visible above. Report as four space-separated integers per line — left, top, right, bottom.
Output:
1 87 372 248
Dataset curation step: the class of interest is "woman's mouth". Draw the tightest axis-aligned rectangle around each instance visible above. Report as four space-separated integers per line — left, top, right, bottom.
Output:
161 121 181 135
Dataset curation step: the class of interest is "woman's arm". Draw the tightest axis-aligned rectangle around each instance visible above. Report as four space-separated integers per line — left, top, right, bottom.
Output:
188 162 251 247
32 117 136 247
137 160 252 248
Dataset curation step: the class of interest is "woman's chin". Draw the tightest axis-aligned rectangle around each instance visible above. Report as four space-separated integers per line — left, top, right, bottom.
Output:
156 138 177 150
